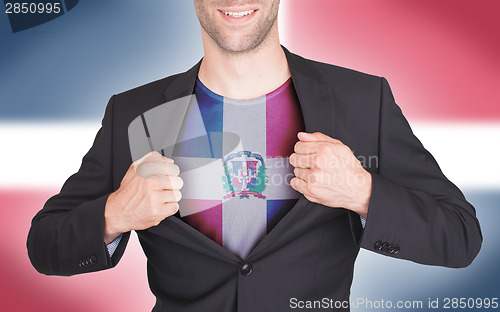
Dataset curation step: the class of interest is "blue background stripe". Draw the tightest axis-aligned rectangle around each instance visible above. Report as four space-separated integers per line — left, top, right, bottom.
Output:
0 1 203 120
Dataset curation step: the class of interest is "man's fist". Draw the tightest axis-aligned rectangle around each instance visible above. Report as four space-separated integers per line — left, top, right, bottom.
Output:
289 132 371 218
104 151 183 243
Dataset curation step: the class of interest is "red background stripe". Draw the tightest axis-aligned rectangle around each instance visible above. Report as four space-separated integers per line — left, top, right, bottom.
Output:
282 0 500 121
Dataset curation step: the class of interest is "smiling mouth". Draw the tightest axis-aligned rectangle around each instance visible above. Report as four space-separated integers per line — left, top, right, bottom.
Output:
220 9 257 18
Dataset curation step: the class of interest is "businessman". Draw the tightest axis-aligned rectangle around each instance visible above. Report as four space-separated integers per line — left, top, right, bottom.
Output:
27 1 482 311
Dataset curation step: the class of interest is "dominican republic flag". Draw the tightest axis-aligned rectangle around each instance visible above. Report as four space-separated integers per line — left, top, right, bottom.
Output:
128 78 303 259
1 1 498 311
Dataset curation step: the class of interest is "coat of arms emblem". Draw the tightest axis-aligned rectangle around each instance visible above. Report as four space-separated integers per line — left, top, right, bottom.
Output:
222 151 268 199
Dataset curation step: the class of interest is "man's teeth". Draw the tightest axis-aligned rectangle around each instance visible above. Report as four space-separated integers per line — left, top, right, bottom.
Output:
222 10 255 18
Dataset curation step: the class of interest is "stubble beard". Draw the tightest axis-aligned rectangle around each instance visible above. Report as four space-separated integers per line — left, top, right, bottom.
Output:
197 2 280 55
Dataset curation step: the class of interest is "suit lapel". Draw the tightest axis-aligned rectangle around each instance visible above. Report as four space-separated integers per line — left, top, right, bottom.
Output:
155 48 338 261
163 60 201 102
284 47 337 136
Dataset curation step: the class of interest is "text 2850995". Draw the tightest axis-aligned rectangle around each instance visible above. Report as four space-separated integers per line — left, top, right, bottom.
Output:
5 2 62 14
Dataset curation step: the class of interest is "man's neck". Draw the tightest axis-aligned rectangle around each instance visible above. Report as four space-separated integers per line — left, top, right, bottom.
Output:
197 27 291 100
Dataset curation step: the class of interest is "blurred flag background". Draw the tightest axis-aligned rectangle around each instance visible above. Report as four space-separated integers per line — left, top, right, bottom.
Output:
1 1 498 311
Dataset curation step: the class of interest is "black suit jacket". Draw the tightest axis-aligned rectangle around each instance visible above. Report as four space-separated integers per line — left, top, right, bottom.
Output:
27 47 482 312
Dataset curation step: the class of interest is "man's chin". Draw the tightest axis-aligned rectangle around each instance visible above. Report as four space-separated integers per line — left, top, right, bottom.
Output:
215 36 267 55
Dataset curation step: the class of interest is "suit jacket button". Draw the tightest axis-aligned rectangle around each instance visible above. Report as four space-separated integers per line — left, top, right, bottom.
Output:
387 244 395 254
381 242 388 252
80 259 88 267
240 263 253 276
89 256 97 265
374 241 383 250
393 245 400 254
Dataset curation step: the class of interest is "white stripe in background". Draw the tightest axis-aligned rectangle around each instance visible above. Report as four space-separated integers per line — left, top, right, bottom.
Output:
0 122 499 190
411 122 500 191
0 122 101 189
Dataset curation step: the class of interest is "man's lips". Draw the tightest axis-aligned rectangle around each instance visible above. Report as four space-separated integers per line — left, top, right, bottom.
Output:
220 9 256 18
218 8 258 24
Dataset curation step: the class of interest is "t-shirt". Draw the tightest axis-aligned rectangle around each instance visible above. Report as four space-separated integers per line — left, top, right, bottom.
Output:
173 77 305 259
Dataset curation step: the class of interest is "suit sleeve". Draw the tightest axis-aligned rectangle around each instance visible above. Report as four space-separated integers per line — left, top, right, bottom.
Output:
357 77 482 268
27 96 130 276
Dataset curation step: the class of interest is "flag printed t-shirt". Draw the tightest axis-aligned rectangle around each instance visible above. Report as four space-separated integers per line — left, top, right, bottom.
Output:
173 77 305 259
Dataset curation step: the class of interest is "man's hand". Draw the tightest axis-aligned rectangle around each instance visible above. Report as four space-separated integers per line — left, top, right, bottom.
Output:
104 151 183 244
289 132 371 219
